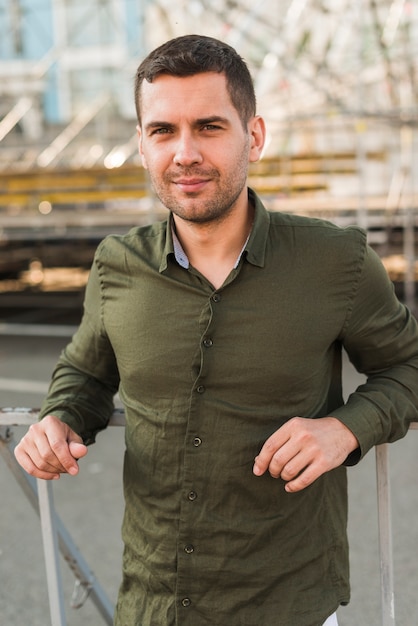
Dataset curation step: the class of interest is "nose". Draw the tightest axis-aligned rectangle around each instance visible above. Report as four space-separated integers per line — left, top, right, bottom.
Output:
173 131 203 167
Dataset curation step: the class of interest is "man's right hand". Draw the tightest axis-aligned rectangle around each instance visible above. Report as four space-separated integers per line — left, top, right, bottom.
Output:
14 414 88 480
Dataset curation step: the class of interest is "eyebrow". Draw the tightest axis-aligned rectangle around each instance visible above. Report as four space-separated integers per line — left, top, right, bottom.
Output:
195 116 230 126
144 116 230 132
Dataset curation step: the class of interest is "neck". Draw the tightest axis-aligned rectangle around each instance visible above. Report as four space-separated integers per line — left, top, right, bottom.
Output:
173 201 254 289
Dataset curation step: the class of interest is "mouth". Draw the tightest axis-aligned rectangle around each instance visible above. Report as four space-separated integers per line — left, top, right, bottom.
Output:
173 177 211 193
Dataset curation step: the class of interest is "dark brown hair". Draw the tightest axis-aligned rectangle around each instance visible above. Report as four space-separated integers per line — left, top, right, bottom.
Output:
134 34 256 129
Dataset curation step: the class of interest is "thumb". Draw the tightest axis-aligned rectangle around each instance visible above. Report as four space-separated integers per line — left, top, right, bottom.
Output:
68 440 88 460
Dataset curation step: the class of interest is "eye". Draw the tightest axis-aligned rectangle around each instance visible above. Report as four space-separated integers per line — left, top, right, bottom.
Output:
152 127 171 135
202 124 222 131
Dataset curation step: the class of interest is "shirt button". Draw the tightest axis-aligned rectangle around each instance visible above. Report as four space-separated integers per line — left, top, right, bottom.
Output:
181 598 191 607
196 385 205 394
203 337 213 348
193 437 202 447
188 491 197 501
184 544 194 554
212 293 221 303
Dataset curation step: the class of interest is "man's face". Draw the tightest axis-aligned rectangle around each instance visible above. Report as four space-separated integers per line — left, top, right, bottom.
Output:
137 72 262 225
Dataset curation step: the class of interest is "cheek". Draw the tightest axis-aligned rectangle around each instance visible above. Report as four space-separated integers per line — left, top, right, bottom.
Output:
141 145 170 175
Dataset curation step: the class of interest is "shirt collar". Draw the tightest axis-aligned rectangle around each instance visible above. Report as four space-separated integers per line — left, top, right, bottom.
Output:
244 188 269 268
172 228 190 269
160 187 270 273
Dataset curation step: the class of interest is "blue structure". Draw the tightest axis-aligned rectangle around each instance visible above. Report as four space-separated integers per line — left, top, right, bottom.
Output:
0 0 146 124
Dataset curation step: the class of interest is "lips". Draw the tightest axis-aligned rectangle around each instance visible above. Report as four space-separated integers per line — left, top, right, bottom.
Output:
173 178 210 193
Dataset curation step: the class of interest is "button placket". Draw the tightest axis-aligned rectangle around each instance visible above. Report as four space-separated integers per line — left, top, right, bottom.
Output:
176 294 218 616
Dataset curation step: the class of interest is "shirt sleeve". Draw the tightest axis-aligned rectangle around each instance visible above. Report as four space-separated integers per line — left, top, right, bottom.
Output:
333 244 418 461
39 247 120 444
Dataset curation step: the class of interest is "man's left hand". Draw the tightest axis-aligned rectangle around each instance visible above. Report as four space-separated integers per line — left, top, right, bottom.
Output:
253 417 359 492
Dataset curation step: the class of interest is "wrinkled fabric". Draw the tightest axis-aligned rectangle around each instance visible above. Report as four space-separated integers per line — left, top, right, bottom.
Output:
40 189 418 626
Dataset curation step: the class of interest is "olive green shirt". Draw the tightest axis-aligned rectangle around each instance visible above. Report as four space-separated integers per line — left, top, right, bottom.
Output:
40 190 418 626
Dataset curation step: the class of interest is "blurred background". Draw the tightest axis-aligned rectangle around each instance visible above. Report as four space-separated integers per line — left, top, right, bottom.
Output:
1 3 418 625
0 0 417 327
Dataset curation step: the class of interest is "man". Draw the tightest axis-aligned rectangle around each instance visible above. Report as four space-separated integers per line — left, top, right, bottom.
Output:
15 35 418 626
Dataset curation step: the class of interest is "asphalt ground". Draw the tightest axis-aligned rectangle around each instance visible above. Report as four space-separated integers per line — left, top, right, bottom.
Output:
1 333 418 626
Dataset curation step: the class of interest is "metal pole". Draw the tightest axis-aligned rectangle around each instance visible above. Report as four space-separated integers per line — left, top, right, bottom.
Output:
38 478 67 626
0 419 115 625
375 443 396 626
355 0 369 232
400 79 415 312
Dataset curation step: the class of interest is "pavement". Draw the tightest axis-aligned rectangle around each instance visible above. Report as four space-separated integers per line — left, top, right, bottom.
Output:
1 333 417 625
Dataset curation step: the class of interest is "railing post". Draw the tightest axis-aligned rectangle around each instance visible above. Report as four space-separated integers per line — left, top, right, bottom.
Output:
0 411 115 625
375 443 395 626
37 478 67 626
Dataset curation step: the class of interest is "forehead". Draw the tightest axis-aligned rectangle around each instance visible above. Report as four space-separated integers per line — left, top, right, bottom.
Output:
139 72 237 122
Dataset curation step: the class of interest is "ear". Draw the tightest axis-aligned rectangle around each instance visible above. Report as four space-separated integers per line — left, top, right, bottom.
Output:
136 125 148 169
248 116 266 163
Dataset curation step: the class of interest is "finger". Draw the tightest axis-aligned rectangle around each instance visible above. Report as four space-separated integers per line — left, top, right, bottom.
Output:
15 428 67 474
283 444 341 492
253 427 299 477
253 431 289 476
14 445 61 480
68 441 88 461
28 425 75 474
267 437 311 479
284 461 322 493
40 417 85 475
23 418 84 476
14 415 86 479
279 450 310 482
44 436 81 475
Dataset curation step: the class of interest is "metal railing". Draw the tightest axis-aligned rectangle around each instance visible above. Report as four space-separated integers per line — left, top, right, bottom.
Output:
0 409 124 626
0 409 416 626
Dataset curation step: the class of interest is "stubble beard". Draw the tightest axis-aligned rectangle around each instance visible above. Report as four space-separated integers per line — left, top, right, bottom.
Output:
166 184 244 226
148 152 250 226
